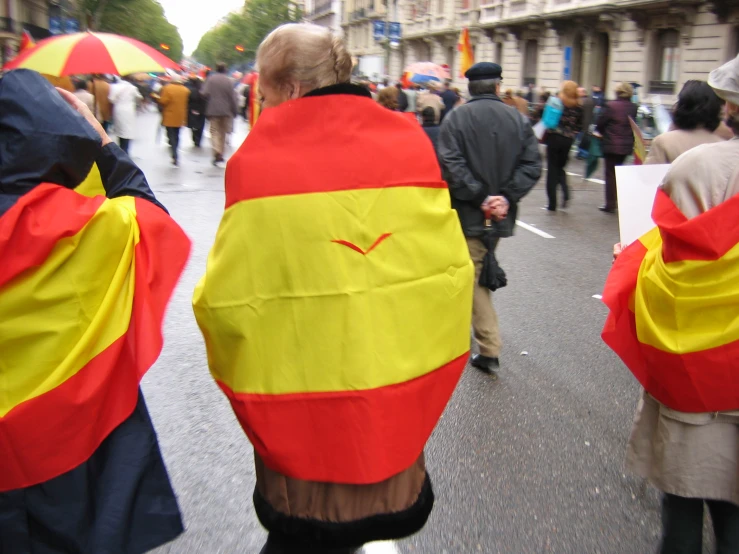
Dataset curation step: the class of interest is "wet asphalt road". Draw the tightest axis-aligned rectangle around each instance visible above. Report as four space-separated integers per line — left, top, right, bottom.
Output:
119 109 704 554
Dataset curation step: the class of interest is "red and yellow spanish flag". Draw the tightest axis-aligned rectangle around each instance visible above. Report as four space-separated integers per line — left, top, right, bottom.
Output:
602 189 739 413
0 184 190 491
629 116 646 165
249 73 261 128
193 93 473 485
19 30 35 52
458 28 474 78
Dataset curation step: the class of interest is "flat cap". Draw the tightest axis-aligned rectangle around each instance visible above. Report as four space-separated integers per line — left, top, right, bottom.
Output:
465 62 502 82
708 54 739 105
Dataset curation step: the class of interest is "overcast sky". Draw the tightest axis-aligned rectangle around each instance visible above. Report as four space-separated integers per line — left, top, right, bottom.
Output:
158 0 246 55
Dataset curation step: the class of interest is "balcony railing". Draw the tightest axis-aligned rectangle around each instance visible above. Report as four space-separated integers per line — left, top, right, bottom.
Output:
0 16 15 33
649 80 676 95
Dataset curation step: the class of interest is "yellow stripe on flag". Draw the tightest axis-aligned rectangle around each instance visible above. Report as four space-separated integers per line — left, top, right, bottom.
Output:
193 186 473 395
95 33 163 76
16 34 81 76
0 197 139 416
74 163 106 198
635 231 739 354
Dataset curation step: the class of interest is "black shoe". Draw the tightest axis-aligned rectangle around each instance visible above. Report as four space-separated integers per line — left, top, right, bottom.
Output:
562 199 569 209
544 206 556 212
471 353 500 372
172 158 178 166
599 205 616 213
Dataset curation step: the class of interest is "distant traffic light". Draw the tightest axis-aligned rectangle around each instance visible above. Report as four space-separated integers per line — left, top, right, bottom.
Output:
160 43 170 50
235 45 245 52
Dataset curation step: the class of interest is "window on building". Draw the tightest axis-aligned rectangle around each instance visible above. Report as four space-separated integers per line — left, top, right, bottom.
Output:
446 46 455 79
437 0 444 14
650 29 680 94
495 42 503 65
523 39 538 85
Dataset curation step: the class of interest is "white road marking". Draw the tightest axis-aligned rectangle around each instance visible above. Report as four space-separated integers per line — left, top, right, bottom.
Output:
516 220 555 239
586 178 606 185
363 541 400 554
592 294 603 300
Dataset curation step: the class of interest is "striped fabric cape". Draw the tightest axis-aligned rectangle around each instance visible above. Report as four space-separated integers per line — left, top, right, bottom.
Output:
0 184 191 491
602 188 739 412
193 85 473 485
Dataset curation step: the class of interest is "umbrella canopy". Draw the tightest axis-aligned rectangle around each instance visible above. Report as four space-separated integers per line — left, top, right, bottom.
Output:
3 32 180 77
403 62 451 85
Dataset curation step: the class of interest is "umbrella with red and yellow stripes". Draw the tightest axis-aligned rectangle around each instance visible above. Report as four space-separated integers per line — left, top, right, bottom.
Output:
3 32 180 76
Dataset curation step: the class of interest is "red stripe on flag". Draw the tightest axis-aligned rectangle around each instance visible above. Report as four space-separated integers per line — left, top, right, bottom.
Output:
0 185 104 288
653 189 739 263
218 353 468 485
225 95 445 208
604 306 739 412
0 197 190 491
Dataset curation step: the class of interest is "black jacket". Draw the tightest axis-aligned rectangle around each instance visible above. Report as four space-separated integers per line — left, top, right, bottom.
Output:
438 94 542 238
596 98 638 156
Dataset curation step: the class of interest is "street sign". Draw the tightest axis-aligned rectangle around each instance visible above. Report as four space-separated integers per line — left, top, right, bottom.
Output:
49 16 62 35
64 18 80 33
563 46 572 81
373 20 386 41
388 22 401 41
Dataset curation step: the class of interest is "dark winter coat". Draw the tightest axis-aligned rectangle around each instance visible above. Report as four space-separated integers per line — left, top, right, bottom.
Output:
0 70 182 553
438 94 542 238
596 98 638 156
186 80 207 129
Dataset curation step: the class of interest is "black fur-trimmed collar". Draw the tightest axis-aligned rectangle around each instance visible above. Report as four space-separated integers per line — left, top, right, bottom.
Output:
303 83 373 99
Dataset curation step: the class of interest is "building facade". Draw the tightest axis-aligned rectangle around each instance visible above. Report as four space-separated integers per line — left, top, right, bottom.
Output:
305 0 342 36
346 0 739 102
1 0 62 65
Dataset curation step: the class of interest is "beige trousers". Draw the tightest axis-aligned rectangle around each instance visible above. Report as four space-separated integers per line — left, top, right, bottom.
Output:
209 116 233 157
467 237 502 358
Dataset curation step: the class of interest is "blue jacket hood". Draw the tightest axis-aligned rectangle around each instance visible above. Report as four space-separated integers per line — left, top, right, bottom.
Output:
0 70 101 214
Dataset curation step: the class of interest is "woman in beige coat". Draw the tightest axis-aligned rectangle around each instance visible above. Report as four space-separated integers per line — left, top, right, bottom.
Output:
645 80 725 165
616 56 739 554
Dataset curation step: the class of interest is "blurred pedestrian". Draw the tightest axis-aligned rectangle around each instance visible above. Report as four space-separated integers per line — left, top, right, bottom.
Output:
645 80 725 164
417 84 443 124
513 90 529 116
596 82 638 213
193 23 473 554
72 77 95 113
0 69 187 554
395 82 409 111
438 62 541 379
544 81 582 211
203 62 238 166
440 80 459 121
502 88 517 109
377 86 399 110
108 75 142 154
404 82 418 112
591 85 605 108
576 86 595 159
158 75 191 166
88 74 112 132
606 55 739 554
421 106 441 155
186 75 207 148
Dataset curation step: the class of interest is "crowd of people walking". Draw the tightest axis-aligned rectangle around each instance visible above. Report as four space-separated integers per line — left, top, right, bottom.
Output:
1 19 738 554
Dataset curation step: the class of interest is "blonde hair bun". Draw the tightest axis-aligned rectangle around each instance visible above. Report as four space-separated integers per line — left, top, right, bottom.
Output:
257 23 352 95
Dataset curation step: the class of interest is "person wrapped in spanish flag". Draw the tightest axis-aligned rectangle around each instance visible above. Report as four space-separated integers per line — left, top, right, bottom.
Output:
603 56 739 552
193 24 473 554
0 70 190 553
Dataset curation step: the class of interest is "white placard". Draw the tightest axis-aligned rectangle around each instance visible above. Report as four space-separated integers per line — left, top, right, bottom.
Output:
615 164 670 246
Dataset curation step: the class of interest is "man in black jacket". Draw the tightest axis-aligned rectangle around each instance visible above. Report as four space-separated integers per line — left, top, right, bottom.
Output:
438 62 541 379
